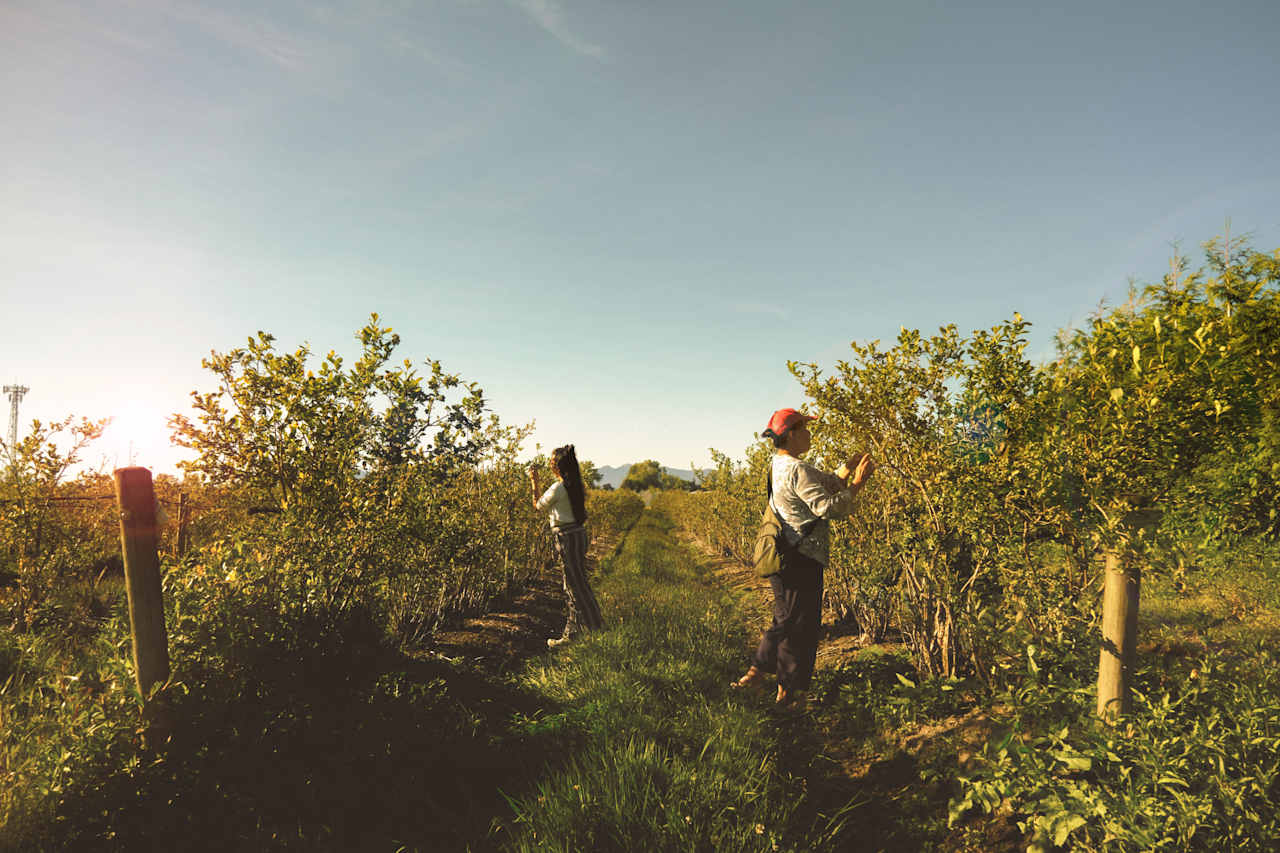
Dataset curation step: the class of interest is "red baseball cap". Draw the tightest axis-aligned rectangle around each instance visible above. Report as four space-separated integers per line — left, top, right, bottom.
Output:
762 407 816 438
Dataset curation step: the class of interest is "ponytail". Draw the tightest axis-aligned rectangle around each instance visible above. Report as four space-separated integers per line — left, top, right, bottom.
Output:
552 444 588 524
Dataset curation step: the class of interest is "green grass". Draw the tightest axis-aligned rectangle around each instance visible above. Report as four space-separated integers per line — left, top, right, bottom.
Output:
496 508 816 851
1140 539 1280 653
0 579 139 847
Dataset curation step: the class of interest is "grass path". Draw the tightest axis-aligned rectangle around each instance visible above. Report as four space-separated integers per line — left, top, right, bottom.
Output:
489 506 973 852
492 507 817 851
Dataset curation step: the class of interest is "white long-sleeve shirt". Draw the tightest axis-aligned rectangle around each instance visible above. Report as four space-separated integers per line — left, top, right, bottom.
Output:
536 480 578 528
770 454 856 566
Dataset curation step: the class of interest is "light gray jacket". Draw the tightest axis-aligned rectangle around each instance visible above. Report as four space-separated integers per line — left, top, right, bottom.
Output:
770 454 856 566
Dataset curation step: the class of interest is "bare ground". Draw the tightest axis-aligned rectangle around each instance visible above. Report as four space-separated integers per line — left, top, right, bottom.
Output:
425 527 627 672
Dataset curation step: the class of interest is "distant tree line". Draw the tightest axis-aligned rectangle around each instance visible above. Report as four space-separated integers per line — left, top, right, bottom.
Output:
620 459 697 492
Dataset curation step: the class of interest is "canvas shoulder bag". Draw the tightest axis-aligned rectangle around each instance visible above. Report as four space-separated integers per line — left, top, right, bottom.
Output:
753 468 817 577
752 500 785 578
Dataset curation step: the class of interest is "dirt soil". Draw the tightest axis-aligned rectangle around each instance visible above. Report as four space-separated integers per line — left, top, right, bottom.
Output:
425 527 627 672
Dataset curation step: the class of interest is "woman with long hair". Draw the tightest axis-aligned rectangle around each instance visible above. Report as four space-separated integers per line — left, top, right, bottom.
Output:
529 444 604 648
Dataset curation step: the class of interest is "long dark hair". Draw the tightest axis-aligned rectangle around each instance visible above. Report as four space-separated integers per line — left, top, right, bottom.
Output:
552 444 588 524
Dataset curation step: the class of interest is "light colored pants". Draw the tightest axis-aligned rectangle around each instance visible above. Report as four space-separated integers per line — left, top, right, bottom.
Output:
554 523 604 638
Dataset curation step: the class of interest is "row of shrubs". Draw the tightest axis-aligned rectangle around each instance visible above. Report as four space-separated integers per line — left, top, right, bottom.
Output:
661 241 1280 850
670 242 1280 670
0 317 645 845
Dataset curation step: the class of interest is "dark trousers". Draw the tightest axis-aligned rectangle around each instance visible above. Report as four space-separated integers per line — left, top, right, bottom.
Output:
554 523 604 638
752 550 824 691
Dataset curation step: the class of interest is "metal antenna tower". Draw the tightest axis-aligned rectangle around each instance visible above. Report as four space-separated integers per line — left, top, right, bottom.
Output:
4 384 29 448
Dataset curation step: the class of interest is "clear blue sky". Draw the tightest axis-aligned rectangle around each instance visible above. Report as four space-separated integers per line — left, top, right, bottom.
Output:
3 0 1278 474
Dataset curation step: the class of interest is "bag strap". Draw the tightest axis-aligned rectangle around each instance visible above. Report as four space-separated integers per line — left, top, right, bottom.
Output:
767 463 819 538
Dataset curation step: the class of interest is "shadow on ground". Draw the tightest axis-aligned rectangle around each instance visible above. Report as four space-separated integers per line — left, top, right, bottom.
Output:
51 648 557 851
766 700 1023 853
42 567 581 852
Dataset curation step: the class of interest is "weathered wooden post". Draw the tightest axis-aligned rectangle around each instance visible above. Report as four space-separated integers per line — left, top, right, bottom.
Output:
177 491 191 557
114 467 170 702
1096 505 1160 720
1096 548 1140 718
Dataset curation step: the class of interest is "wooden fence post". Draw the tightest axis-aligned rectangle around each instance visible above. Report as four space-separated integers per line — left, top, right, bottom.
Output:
1097 547 1141 719
177 491 191 557
114 467 170 702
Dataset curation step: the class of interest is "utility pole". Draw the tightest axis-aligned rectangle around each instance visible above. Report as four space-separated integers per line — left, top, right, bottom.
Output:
3 384 28 448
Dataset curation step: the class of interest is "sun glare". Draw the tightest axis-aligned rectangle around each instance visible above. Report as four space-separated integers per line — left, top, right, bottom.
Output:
100 405 181 472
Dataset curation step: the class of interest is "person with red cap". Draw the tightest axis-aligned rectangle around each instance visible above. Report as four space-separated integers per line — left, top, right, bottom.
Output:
733 407 876 707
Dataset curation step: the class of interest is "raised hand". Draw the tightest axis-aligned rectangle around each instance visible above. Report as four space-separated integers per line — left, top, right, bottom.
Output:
851 452 876 486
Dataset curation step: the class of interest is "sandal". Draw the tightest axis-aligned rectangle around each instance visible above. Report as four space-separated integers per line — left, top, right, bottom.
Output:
731 666 767 690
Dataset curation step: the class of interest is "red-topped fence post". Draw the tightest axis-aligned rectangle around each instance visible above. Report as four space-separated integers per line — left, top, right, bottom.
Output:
113 467 170 702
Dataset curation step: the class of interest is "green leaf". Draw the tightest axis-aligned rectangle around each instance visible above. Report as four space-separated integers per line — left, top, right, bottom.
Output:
947 795 974 827
1053 814 1086 846
1057 751 1092 772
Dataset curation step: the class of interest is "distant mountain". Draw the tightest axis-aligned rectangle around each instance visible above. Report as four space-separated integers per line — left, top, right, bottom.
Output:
594 463 700 490
662 466 699 484
594 465 631 489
